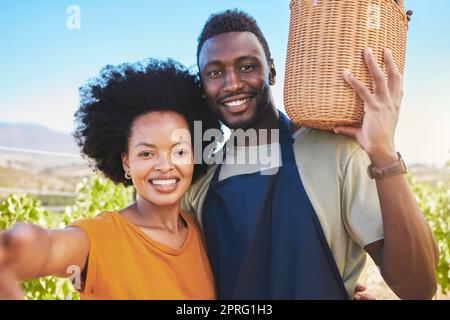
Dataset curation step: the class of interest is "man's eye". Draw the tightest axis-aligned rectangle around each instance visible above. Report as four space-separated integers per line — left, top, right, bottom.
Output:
207 70 221 78
240 64 255 72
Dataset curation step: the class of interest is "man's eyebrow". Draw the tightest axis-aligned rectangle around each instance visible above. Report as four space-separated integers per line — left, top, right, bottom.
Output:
202 60 222 70
235 55 259 62
202 55 259 69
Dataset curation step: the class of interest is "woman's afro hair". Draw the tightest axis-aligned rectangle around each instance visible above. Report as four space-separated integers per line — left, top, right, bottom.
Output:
74 59 221 186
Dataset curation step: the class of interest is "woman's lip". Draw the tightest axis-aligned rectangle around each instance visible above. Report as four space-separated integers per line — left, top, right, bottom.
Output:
150 177 179 181
148 179 180 194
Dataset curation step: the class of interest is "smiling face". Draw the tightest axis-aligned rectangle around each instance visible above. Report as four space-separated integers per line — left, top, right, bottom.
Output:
122 111 194 207
198 32 276 129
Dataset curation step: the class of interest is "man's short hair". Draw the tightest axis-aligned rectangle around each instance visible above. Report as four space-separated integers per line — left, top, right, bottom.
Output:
197 9 272 64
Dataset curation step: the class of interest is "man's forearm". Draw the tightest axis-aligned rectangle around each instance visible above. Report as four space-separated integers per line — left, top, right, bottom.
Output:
372 153 439 299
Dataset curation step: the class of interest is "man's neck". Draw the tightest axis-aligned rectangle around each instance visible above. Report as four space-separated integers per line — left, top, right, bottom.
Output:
252 101 279 131
232 103 279 147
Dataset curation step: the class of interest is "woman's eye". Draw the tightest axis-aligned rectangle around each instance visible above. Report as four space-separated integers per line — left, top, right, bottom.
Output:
139 151 154 157
174 149 188 157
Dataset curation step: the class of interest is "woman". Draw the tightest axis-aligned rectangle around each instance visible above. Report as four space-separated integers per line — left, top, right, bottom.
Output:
0 59 220 299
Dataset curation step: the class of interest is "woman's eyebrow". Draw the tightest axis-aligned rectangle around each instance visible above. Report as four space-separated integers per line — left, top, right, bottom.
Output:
134 141 189 149
134 142 157 148
172 140 191 147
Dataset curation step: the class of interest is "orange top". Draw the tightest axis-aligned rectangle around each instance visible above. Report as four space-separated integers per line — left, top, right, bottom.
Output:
70 211 216 300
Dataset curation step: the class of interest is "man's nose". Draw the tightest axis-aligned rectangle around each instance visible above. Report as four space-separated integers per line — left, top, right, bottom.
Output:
223 69 244 93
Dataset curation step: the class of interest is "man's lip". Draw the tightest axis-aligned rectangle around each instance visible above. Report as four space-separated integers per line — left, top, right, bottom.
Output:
221 97 253 114
220 94 255 104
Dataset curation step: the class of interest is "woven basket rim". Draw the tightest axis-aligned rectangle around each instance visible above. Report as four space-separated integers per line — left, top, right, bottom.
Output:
285 0 409 131
289 0 409 25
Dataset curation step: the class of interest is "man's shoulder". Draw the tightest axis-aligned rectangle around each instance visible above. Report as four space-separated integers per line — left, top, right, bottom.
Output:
186 164 218 200
180 164 218 219
293 127 362 164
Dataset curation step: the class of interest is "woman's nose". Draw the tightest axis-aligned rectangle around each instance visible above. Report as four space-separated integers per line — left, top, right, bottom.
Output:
155 153 174 172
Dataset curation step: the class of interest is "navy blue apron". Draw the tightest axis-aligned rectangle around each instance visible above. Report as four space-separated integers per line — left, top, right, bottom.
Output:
202 111 348 300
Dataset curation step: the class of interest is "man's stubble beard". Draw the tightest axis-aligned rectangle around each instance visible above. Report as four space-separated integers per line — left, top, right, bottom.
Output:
221 93 272 130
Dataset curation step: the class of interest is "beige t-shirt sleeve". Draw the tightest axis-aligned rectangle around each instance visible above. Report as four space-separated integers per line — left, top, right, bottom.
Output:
180 165 217 227
180 190 195 216
341 146 384 248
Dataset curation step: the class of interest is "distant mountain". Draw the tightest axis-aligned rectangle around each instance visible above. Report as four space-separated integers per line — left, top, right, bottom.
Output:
0 122 79 154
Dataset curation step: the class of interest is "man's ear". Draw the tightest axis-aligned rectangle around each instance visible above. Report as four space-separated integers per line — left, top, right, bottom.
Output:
269 59 276 85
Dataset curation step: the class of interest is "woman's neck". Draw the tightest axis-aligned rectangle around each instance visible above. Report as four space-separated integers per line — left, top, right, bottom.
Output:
124 196 183 232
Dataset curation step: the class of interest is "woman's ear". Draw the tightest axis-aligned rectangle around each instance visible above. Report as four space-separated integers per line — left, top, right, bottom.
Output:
269 59 276 85
122 152 132 180
121 152 130 173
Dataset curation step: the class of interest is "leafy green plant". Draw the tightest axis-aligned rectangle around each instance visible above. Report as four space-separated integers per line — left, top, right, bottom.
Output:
0 193 51 229
63 175 133 225
0 175 133 300
21 276 79 300
410 175 450 294
2 172 448 298
0 193 75 299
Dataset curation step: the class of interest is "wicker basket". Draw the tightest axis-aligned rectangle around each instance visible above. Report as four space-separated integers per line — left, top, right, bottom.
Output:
284 0 408 131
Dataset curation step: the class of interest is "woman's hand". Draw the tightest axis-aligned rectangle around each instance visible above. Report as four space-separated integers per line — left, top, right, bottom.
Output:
334 47 403 166
0 224 52 281
0 223 90 299
0 225 37 300
0 267 24 300
353 283 376 300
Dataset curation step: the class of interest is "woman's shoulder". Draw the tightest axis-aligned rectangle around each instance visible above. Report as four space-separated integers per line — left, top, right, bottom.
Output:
69 211 120 235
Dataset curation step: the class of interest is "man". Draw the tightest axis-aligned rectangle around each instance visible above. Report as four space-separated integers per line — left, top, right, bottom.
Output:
181 9 438 299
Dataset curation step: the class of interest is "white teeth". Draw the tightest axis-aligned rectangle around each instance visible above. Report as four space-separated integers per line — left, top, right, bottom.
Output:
151 179 177 186
225 99 249 107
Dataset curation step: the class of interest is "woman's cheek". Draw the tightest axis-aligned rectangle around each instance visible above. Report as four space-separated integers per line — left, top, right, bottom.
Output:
131 158 155 177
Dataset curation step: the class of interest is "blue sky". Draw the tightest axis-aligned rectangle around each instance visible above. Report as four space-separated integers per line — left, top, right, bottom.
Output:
0 0 449 166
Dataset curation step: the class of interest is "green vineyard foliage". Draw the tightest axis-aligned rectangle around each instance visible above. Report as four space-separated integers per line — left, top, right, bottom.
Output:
0 175 133 300
0 173 448 299
409 175 450 294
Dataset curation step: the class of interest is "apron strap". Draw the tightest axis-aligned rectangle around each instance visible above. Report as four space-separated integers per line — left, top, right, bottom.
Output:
277 111 296 166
